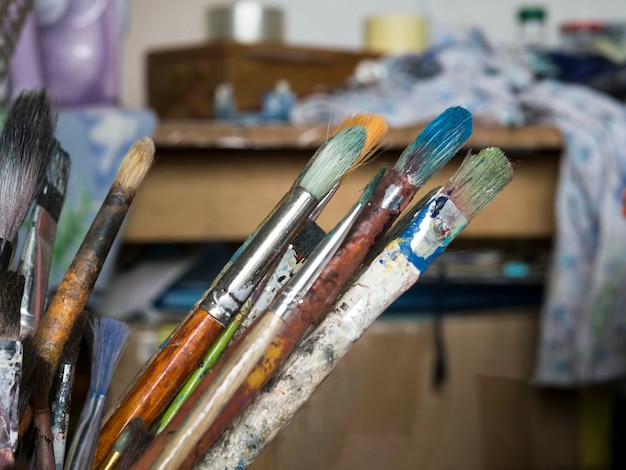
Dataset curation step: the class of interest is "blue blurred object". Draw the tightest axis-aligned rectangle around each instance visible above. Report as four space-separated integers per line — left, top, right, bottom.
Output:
544 51 617 84
214 79 296 124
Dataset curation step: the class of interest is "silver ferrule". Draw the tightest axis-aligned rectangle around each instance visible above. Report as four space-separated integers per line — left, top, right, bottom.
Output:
381 183 405 210
309 181 338 221
19 206 56 338
202 186 318 325
272 199 363 320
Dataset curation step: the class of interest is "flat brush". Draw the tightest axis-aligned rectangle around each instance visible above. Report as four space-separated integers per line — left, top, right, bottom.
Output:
0 270 25 466
64 315 131 470
136 106 473 469
146 167 383 470
0 89 56 268
93 126 368 467
50 310 87 470
18 141 70 338
199 147 514 469
25 137 154 420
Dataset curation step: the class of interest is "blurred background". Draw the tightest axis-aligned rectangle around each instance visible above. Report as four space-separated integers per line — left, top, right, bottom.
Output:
3 0 626 469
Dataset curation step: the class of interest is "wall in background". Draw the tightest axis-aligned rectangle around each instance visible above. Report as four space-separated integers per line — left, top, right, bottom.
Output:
122 0 625 108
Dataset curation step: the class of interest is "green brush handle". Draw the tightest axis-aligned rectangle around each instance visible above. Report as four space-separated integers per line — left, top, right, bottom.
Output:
156 308 246 433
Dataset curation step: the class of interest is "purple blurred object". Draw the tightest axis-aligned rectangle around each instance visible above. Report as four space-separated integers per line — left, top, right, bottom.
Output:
9 0 124 107
8 11 46 94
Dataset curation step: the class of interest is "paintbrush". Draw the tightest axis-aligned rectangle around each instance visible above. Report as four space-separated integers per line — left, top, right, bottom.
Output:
198 147 514 469
64 315 131 470
133 106 473 469
93 124 372 467
0 270 24 467
49 310 87 470
0 89 56 269
141 113 386 356
18 141 70 339
98 115 385 424
22 137 154 423
154 221 325 435
144 166 385 470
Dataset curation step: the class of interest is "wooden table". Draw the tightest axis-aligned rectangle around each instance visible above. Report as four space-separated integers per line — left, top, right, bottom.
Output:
121 120 563 243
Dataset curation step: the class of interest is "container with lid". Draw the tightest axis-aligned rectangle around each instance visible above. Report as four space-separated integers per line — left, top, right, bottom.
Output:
517 6 547 48
560 20 604 53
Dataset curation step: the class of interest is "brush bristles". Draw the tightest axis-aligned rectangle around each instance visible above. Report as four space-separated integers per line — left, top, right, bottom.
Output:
299 127 366 199
0 270 25 340
90 316 131 396
114 137 156 190
0 89 56 241
291 222 326 259
443 147 513 220
395 106 472 187
38 142 71 222
46 142 71 198
335 113 388 164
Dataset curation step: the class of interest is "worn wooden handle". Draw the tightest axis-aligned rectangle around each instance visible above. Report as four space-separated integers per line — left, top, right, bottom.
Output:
150 312 285 470
92 308 224 468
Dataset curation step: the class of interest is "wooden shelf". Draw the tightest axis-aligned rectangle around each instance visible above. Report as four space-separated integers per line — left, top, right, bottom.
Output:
153 120 563 151
122 121 562 243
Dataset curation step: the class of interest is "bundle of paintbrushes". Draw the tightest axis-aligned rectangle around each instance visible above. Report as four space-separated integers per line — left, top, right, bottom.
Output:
0 87 157 468
83 106 512 470
0 86 513 470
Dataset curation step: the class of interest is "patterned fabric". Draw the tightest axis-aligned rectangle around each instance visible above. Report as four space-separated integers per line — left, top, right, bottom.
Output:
291 27 626 386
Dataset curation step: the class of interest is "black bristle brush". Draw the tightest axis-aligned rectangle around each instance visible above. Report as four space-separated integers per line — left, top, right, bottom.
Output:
0 89 57 268
64 315 131 470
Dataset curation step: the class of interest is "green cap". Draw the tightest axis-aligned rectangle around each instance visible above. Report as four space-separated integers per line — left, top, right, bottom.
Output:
518 6 546 22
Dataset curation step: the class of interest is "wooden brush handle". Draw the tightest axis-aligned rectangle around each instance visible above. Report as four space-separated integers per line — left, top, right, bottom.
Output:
92 308 224 468
33 186 133 370
33 410 56 470
150 312 285 470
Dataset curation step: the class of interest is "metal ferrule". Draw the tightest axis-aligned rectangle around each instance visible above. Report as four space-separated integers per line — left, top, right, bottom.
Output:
201 186 318 325
399 191 468 273
19 206 56 337
381 183 406 210
271 199 364 320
